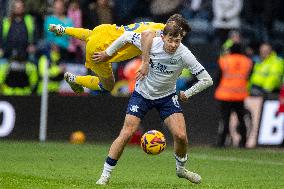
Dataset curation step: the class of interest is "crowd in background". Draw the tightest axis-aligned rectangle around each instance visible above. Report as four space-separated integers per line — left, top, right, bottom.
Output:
0 0 284 97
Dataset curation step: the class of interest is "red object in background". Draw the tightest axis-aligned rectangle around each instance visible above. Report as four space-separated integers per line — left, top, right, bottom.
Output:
117 65 127 80
277 85 284 116
129 130 142 145
124 58 142 93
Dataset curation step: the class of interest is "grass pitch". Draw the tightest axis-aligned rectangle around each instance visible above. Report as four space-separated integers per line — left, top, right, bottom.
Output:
0 141 283 189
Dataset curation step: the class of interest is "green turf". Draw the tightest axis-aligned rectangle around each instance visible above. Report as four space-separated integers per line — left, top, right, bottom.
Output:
0 141 283 189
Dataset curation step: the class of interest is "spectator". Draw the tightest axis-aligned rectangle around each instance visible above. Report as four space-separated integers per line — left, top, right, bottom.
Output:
67 0 82 28
44 0 73 61
180 0 213 44
0 0 38 62
150 0 183 23
221 30 242 55
24 0 47 38
249 43 284 96
37 44 65 95
0 0 8 19
67 0 83 62
95 0 113 24
0 49 38 96
214 43 253 147
212 0 243 46
243 0 280 43
79 0 98 29
181 0 212 20
112 0 149 25
80 0 113 34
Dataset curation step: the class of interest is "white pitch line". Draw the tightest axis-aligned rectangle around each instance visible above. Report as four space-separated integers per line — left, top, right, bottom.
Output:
191 154 284 166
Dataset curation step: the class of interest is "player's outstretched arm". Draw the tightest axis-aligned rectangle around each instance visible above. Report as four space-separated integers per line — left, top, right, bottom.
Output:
106 31 140 56
92 31 141 63
180 70 213 102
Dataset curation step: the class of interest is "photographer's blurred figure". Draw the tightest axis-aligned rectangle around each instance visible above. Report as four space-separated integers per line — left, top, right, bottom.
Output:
214 43 252 147
0 49 38 96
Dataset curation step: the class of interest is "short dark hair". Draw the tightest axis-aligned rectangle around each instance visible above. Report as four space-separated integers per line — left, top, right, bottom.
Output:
166 14 191 36
163 21 186 38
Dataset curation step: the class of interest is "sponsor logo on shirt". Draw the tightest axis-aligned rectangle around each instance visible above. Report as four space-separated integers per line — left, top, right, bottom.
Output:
150 59 174 74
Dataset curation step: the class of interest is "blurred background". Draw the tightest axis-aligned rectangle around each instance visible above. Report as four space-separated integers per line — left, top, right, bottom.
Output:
0 0 284 148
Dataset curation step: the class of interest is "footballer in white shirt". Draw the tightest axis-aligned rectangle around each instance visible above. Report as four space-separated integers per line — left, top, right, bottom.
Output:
95 19 213 186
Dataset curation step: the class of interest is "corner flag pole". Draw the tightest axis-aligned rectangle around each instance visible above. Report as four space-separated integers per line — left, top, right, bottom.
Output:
39 58 49 142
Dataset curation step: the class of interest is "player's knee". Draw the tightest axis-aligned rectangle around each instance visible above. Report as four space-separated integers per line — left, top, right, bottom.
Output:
120 124 137 140
120 131 135 143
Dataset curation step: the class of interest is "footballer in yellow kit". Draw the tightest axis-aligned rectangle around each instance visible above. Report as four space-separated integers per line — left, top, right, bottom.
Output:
66 22 165 78
49 14 186 93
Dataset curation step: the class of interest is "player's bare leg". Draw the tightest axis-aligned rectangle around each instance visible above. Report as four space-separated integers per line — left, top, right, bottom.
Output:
165 113 201 184
165 113 188 157
96 115 141 185
109 114 141 159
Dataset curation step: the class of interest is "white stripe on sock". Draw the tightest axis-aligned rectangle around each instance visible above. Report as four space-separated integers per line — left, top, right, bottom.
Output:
102 162 115 177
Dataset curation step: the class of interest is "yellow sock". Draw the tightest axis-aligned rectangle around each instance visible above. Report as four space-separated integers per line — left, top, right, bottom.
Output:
75 75 101 90
65 27 92 41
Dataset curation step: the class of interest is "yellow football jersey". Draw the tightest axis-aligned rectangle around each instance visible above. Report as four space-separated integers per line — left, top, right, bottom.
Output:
85 22 165 78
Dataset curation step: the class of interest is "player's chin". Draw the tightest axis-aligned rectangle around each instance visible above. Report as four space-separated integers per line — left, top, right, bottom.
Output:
168 49 177 54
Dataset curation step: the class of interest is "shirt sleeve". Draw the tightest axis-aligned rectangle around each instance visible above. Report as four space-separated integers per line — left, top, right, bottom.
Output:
182 50 213 98
182 50 205 76
184 70 213 98
105 31 142 56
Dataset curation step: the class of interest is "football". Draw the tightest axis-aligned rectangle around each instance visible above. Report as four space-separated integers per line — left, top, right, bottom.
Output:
140 130 166 155
70 131 86 144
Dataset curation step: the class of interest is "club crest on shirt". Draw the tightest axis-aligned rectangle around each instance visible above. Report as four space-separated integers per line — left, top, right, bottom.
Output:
169 57 181 64
170 59 177 64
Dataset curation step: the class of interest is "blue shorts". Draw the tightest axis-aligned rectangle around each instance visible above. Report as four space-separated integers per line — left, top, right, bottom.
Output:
126 91 183 120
